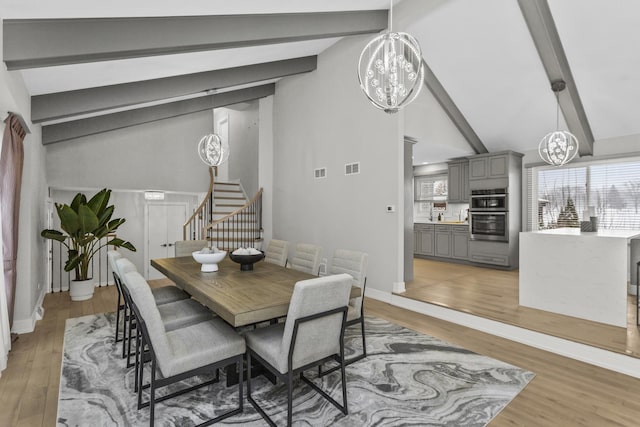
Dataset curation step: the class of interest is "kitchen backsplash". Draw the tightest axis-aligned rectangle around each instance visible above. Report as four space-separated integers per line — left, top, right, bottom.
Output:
414 201 469 222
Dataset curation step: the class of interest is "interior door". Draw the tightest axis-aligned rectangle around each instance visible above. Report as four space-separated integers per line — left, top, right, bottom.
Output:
147 204 187 280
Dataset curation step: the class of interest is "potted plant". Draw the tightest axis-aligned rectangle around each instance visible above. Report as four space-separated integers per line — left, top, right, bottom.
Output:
41 188 136 301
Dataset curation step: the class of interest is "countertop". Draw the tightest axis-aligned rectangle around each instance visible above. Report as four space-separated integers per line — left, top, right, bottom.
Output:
415 220 468 226
523 228 640 239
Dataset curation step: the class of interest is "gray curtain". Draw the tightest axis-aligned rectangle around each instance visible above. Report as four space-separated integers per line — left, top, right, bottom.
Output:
0 114 26 329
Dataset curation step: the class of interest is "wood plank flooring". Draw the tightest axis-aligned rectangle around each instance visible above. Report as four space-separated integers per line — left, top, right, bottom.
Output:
404 258 640 358
1 280 640 426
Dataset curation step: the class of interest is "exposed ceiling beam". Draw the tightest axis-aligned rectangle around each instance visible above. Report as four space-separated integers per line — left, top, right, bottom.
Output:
421 59 488 155
518 0 594 157
42 84 274 145
31 56 316 124
3 11 387 70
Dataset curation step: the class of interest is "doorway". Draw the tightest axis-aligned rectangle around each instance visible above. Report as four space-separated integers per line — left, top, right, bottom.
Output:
145 203 188 280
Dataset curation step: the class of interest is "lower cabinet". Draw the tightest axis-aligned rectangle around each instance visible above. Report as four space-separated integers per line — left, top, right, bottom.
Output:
415 224 469 261
468 240 509 266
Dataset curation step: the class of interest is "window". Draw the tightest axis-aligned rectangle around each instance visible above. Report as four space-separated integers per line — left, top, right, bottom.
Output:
414 174 448 202
527 158 640 231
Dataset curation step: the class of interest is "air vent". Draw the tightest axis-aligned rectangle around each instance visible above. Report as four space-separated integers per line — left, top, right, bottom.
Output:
345 162 360 175
314 167 327 179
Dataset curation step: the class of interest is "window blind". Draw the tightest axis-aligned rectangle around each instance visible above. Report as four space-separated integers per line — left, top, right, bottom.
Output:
526 157 640 231
414 173 448 202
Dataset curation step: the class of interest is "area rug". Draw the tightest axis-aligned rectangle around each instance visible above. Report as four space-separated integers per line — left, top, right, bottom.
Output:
57 313 534 426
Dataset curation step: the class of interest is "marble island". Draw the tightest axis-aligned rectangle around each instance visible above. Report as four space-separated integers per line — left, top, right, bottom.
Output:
519 228 640 327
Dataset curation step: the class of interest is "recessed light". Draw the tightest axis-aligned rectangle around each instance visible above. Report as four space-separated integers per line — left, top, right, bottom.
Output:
422 162 429 165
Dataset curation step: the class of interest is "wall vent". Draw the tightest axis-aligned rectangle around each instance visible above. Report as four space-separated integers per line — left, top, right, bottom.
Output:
345 162 360 175
314 167 327 179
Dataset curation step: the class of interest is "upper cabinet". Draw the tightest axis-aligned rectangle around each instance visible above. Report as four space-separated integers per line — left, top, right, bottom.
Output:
447 160 469 203
469 153 509 180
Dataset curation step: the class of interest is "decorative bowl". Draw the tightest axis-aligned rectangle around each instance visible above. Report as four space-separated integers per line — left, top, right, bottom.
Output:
192 250 227 272
229 252 265 271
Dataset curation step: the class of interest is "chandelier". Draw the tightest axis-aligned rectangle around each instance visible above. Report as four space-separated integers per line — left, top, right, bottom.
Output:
197 132 229 167
538 80 579 167
357 0 424 114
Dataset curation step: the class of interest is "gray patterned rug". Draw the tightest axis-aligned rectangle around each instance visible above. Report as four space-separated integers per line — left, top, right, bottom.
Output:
57 313 534 426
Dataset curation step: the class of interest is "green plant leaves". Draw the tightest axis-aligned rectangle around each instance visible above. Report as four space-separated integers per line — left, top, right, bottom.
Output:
40 229 67 242
87 188 111 216
56 204 80 235
107 237 137 252
78 205 99 234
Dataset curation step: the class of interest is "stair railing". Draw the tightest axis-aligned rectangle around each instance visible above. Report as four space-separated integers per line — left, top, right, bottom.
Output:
184 166 216 240
203 188 263 251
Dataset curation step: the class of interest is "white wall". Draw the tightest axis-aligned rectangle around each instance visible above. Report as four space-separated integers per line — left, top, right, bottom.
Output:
272 34 404 294
259 97 274 244
0 23 47 333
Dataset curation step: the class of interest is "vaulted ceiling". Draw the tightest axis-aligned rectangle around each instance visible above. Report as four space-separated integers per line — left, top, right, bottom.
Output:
2 0 639 165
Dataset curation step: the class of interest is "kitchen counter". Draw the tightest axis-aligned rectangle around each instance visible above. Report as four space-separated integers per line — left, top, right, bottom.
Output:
520 228 640 327
415 220 468 226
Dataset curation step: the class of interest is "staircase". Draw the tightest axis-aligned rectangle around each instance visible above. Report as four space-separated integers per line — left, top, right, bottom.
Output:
183 167 263 251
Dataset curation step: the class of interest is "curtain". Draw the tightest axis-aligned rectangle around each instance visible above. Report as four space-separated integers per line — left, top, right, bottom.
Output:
0 113 26 333
0 200 10 374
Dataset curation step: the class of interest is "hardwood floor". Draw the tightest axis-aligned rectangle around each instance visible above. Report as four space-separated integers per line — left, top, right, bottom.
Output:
404 258 640 358
1 281 640 426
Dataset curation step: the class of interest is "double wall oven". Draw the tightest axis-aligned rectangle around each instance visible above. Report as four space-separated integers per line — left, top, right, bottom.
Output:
469 188 509 242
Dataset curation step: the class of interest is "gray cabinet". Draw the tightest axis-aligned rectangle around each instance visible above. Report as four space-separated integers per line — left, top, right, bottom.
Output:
452 227 469 260
414 224 434 256
469 153 509 180
447 160 469 203
435 226 452 257
469 240 509 266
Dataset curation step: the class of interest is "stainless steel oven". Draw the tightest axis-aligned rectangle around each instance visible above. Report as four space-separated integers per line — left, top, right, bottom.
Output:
470 188 508 211
469 211 508 242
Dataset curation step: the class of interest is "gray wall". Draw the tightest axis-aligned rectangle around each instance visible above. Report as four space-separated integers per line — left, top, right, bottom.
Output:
272 34 404 295
0 24 48 332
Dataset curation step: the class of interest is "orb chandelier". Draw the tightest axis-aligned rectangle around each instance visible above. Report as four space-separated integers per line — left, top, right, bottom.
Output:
357 0 424 114
197 132 229 167
538 80 579 167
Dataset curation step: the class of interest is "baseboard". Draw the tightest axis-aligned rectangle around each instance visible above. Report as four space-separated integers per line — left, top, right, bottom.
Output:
366 290 640 379
11 287 46 335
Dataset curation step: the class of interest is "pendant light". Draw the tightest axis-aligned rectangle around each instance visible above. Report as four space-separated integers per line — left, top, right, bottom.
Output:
197 100 229 167
357 0 424 114
538 80 579 167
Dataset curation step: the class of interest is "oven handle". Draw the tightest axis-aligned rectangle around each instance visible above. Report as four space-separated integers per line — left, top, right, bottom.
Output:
469 211 507 215
470 194 507 198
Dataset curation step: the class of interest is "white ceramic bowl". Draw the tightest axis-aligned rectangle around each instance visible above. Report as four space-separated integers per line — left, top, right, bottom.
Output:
192 250 227 272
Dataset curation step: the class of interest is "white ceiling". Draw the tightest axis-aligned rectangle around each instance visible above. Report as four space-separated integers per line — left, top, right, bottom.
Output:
3 0 640 165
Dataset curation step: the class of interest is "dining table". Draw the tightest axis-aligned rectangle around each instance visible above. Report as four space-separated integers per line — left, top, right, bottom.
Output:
150 256 362 328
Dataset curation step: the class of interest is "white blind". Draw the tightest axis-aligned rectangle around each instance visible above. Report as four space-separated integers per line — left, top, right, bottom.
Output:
527 157 640 231
414 174 447 201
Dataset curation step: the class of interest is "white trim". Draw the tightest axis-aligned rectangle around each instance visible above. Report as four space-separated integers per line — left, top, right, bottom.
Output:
393 281 406 293
365 289 640 379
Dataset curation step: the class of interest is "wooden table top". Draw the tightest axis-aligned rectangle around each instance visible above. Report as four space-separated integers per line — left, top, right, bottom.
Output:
151 256 361 327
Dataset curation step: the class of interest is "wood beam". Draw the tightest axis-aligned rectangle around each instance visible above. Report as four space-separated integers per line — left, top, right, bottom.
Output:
421 59 488 155
32 56 316 124
41 84 274 145
518 0 594 156
3 11 387 69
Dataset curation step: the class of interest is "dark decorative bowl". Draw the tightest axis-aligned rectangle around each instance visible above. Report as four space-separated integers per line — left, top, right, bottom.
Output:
229 252 265 271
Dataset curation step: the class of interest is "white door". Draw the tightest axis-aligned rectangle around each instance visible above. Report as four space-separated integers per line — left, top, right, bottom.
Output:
147 204 187 280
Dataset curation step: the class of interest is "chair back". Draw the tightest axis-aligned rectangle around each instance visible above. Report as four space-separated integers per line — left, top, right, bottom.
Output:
107 250 124 290
122 271 173 375
289 243 322 275
279 274 352 371
115 258 138 303
330 249 368 312
175 240 209 257
264 239 289 267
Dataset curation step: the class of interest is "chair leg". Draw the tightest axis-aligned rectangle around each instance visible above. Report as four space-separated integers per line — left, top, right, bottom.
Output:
149 360 156 427
122 307 129 358
287 371 294 427
339 339 349 415
115 290 122 342
360 316 367 358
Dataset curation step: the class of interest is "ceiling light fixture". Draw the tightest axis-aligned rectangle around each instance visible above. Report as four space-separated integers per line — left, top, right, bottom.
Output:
197 98 229 167
538 80 579 167
357 0 424 114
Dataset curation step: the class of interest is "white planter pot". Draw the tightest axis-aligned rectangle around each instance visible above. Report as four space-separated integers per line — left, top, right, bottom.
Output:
70 279 95 301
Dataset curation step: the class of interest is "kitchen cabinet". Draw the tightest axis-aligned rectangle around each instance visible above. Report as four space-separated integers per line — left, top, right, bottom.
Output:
452 227 470 260
435 226 452 257
414 224 434 256
469 153 509 180
469 240 510 266
447 160 469 203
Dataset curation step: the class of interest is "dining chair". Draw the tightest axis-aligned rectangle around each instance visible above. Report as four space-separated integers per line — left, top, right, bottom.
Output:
245 273 353 426
319 249 368 377
264 239 289 267
174 239 209 257
116 258 212 369
124 271 245 427
111 255 189 359
289 243 322 275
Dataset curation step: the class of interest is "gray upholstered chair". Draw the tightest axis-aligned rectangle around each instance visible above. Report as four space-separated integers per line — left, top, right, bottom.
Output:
174 239 209 257
116 258 212 369
264 239 289 267
125 271 245 427
245 273 353 426
110 254 189 359
320 249 368 376
289 243 322 275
